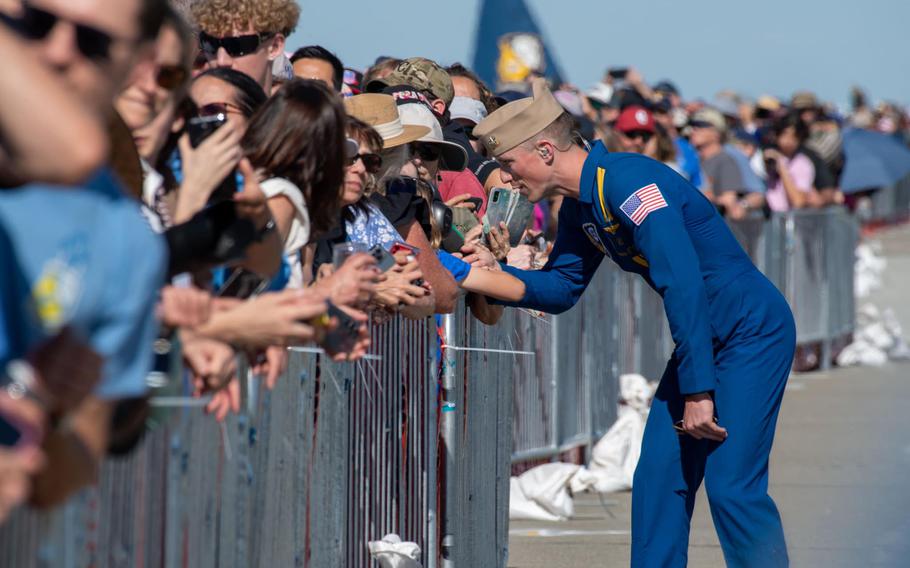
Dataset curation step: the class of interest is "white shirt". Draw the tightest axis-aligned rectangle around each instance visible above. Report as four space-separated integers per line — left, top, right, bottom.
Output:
260 177 310 288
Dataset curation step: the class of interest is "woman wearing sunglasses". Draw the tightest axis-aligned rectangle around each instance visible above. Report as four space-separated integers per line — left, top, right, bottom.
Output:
170 67 266 224
341 94 461 314
309 118 434 319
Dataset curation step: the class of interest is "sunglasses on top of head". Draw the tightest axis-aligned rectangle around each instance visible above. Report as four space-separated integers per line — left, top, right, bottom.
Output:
198 31 274 59
348 153 383 174
2 3 117 63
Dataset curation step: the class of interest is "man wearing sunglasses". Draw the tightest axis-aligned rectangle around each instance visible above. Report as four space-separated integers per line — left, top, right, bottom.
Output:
614 105 657 155
191 0 299 92
689 108 749 211
0 23 108 186
0 0 171 507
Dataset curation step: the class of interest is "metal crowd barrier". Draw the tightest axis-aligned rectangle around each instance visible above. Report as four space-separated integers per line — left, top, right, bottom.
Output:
0 207 859 568
865 175 910 224
503 206 859 473
0 317 439 568
729 207 858 368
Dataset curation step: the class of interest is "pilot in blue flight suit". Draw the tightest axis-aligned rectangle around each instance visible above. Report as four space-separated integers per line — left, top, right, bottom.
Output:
473 82 794 567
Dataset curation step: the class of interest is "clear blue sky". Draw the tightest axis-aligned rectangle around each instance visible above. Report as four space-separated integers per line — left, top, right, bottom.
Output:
288 0 909 108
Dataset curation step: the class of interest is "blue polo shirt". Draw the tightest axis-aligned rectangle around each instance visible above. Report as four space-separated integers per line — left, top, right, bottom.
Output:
0 169 167 399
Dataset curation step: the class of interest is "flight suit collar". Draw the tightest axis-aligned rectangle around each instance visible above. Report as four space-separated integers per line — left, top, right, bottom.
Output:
578 140 609 205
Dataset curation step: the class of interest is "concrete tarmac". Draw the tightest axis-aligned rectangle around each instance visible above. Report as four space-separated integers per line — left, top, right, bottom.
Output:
508 224 910 568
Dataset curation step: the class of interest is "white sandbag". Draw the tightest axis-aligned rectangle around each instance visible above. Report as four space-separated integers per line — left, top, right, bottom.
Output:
570 405 645 494
509 374 656 521
510 462 581 521
854 243 886 298
509 477 565 522
836 340 889 367
368 534 422 568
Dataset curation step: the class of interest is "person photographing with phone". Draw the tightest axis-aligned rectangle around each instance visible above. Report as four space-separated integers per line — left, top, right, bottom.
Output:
472 81 795 567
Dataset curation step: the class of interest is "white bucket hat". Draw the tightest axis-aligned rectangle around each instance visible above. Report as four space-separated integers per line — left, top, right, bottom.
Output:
395 99 468 171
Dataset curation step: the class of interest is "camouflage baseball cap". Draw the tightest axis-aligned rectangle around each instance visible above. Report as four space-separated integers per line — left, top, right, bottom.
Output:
366 57 454 106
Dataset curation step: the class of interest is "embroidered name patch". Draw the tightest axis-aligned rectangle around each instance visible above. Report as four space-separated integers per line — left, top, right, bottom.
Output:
620 183 667 226
582 223 607 254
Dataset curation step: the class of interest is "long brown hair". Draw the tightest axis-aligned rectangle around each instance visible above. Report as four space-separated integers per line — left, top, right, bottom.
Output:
242 79 346 235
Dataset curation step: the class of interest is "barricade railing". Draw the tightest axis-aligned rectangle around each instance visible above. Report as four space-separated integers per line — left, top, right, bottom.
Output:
0 317 439 568
0 207 859 568
503 206 858 471
864 175 910 224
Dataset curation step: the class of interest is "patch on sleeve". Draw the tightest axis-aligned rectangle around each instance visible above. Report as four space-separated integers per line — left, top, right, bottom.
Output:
619 183 668 226
581 223 607 255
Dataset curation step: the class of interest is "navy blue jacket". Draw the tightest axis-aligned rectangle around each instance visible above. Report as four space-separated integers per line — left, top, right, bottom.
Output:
499 142 760 394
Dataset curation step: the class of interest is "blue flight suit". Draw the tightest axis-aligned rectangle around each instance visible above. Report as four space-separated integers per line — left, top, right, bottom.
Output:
498 142 794 567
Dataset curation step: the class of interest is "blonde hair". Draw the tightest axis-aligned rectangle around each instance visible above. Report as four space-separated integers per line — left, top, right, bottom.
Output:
190 0 300 36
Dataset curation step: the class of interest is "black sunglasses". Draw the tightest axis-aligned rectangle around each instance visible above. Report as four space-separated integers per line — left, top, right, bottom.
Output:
199 31 273 59
625 130 654 143
4 4 114 62
411 143 441 162
349 153 383 174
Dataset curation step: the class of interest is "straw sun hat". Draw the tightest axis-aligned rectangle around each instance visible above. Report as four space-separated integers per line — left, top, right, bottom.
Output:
343 94 429 149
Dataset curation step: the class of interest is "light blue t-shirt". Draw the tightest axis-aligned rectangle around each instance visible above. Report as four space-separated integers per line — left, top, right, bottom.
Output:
724 144 766 194
0 169 167 399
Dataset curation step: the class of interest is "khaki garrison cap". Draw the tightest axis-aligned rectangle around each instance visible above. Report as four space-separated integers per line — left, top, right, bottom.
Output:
473 80 565 157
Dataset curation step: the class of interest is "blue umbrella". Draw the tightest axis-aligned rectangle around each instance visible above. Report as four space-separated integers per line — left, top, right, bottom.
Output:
840 127 910 193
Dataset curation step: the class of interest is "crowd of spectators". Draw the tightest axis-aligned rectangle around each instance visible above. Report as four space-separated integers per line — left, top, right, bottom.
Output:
0 0 908 523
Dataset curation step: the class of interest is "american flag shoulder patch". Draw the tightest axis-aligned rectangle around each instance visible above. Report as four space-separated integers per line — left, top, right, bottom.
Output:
619 183 668 226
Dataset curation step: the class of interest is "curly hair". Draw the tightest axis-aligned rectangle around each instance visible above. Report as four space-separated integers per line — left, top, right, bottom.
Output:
190 0 300 36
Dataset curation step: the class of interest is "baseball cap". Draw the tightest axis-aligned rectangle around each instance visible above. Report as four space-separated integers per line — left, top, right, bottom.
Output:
386 86 468 171
756 95 781 112
450 96 488 125
653 80 679 97
614 106 655 134
586 82 614 107
791 91 819 110
365 57 454 106
730 128 757 146
712 96 740 118
689 107 727 133
553 89 585 117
